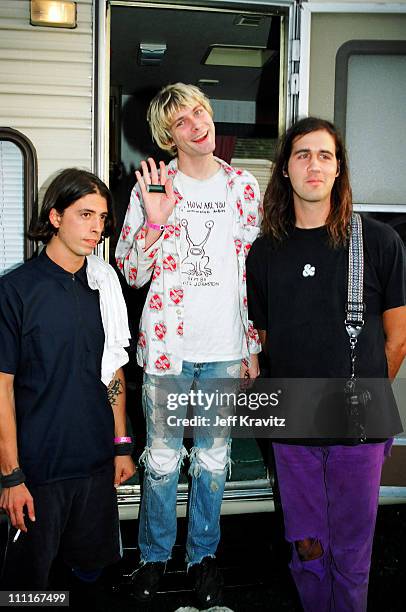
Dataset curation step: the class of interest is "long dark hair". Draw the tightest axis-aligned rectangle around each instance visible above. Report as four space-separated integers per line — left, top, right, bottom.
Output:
28 168 115 244
262 117 352 247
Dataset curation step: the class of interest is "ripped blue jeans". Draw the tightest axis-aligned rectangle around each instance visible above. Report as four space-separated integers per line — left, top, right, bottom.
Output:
138 360 241 566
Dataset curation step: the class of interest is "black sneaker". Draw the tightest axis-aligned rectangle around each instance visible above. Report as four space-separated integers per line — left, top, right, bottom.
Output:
188 556 224 608
131 561 165 602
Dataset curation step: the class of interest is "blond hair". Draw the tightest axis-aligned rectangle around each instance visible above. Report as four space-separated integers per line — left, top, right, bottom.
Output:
147 83 213 155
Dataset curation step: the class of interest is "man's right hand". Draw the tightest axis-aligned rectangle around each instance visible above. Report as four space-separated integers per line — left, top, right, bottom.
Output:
136 158 176 226
0 483 35 532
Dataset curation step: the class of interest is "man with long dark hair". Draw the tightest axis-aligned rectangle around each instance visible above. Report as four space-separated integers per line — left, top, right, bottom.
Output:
0 169 135 589
247 117 406 611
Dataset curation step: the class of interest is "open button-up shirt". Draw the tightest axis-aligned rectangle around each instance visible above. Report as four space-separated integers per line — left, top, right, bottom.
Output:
115 157 261 375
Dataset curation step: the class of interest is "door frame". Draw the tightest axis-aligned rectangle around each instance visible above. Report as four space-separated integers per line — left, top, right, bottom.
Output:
93 0 299 186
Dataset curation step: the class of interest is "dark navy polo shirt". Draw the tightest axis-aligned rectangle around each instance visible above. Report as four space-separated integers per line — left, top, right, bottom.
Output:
0 250 114 486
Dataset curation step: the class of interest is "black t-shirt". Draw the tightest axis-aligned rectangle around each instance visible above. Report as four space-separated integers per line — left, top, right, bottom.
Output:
0 250 114 486
246 216 406 442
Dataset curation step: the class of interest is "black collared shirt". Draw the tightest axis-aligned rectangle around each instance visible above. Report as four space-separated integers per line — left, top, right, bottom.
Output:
0 250 114 486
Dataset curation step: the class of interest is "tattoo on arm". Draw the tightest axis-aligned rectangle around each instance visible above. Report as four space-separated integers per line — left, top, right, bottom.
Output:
107 377 123 408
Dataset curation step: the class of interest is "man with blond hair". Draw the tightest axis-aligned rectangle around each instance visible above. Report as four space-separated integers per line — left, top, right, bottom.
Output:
116 83 261 606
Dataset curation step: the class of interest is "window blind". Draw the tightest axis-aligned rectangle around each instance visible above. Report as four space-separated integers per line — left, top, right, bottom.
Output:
0 140 25 275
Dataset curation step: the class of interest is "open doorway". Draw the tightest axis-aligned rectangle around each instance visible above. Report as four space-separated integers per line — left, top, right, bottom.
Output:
108 2 287 486
109 2 287 241
106 1 291 506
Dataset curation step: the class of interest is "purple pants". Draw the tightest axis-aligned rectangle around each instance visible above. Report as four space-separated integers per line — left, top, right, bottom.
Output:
273 443 386 612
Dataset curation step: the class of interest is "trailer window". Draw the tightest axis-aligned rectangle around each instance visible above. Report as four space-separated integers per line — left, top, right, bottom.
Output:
0 128 37 275
334 41 406 211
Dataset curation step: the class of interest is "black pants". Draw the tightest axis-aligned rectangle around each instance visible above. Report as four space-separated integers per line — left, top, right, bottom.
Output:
0 465 120 590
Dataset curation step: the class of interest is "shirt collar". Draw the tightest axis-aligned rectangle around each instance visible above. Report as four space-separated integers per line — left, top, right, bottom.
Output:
39 249 88 289
167 156 237 179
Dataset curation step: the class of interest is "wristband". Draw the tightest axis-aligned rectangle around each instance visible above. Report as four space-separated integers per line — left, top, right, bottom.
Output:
146 221 166 232
0 467 26 488
114 436 132 444
114 442 134 457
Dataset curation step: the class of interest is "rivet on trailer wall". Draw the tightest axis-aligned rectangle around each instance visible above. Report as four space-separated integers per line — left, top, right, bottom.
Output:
30 0 77 29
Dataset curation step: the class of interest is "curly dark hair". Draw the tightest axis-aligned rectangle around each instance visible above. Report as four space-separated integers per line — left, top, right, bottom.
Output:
28 168 115 244
262 117 352 247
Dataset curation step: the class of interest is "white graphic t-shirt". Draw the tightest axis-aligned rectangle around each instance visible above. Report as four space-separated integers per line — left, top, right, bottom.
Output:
177 169 244 362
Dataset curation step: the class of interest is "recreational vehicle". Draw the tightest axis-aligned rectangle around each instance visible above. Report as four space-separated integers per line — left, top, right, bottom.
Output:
1 0 405 519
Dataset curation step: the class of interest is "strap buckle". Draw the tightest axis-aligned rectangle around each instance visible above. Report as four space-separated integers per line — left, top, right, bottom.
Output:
345 321 364 340
345 301 365 338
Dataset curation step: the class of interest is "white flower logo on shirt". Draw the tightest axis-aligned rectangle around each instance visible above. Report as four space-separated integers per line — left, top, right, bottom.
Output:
302 264 316 277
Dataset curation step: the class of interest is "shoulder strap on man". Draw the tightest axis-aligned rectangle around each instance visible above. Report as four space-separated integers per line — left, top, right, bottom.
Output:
345 212 364 338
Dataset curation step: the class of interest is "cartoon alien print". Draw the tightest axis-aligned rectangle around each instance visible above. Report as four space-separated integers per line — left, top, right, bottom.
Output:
181 219 214 277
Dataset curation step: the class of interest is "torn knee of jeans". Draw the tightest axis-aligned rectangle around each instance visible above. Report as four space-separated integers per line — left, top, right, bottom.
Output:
188 443 232 479
140 445 188 479
295 538 323 562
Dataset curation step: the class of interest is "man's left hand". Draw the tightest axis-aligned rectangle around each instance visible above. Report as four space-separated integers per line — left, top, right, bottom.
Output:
114 456 136 487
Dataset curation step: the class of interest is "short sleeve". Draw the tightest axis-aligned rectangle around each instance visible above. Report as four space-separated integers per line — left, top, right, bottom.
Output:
380 231 406 312
246 238 268 331
0 281 22 374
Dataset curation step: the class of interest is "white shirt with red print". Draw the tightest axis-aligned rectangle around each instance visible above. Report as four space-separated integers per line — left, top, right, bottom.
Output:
115 157 261 375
